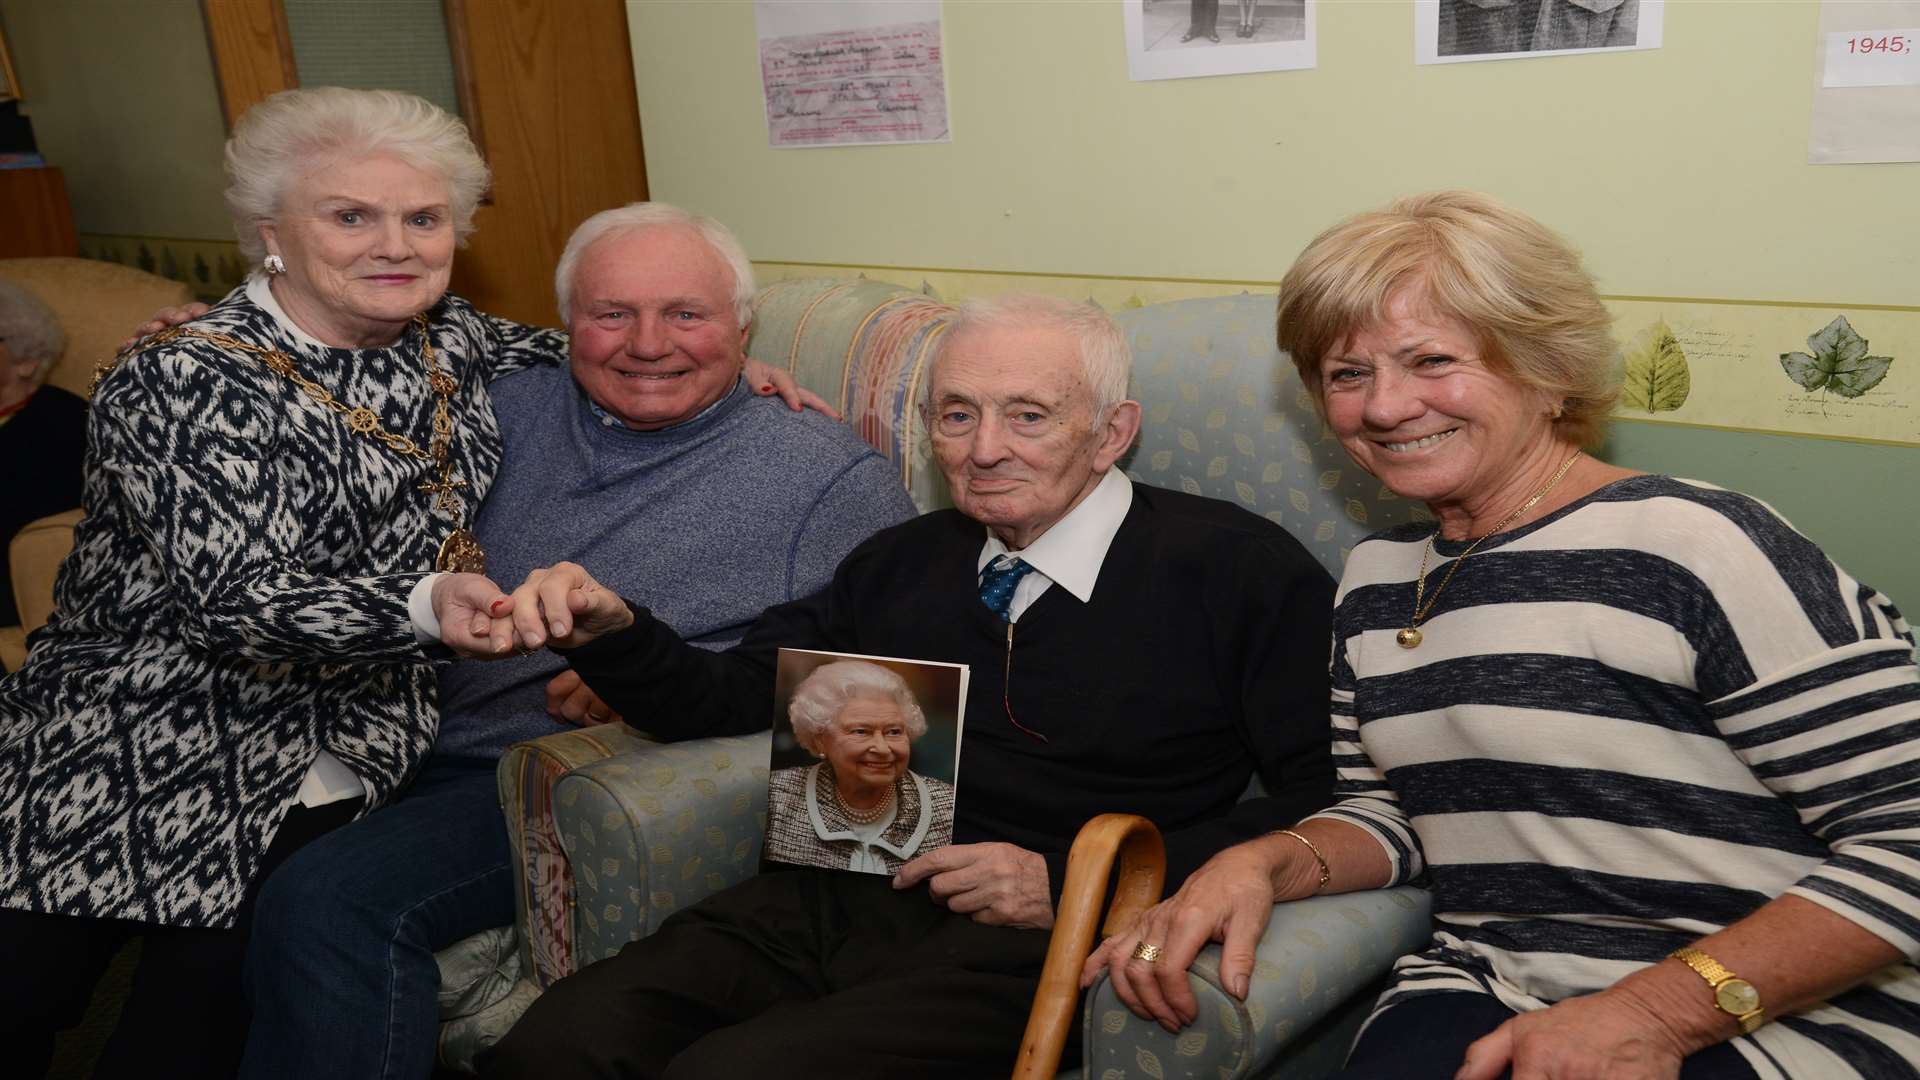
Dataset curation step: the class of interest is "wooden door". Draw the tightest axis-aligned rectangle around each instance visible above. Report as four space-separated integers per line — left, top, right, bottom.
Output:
199 0 647 327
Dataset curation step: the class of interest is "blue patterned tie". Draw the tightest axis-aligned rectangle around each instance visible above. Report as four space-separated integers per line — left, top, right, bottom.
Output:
977 555 1036 623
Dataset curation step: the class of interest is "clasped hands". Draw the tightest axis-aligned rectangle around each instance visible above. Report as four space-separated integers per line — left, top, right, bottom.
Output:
431 564 633 726
432 563 633 660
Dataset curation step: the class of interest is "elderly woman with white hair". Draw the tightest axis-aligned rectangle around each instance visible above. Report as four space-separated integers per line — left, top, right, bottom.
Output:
0 280 84 631
767 660 956 874
0 86 568 1077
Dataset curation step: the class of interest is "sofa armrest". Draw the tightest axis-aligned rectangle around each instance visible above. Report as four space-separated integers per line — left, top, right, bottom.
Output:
0 625 24 673
1081 887 1432 1080
551 731 771 973
11 508 83 637
498 724 663 988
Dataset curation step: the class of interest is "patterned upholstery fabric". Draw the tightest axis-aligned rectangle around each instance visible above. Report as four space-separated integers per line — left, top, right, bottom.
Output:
554 732 770 968
751 278 955 513
1081 888 1433 1080
488 280 1434 1076
1118 293 1417 573
436 725 668 1068
748 281 1419 574
496 724 660 988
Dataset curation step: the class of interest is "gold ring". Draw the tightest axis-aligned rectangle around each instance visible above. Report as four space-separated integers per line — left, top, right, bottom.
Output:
1130 942 1162 963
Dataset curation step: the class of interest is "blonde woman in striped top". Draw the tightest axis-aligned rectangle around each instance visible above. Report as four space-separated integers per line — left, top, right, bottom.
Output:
1088 191 1920 1079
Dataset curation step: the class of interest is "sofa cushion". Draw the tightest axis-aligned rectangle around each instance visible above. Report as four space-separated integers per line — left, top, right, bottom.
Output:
1117 293 1418 575
0 257 195 400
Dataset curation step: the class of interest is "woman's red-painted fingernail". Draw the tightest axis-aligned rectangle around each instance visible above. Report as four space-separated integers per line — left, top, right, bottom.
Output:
760 384 773 392
489 599 508 615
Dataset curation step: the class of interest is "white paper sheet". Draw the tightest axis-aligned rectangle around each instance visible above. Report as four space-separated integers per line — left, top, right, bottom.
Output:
1823 28 1920 87
755 0 951 148
1413 0 1663 66
1122 0 1316 82
1810 2 1920 162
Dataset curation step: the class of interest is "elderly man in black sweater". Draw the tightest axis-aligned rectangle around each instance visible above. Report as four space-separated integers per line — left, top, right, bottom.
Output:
464 293 1336 1078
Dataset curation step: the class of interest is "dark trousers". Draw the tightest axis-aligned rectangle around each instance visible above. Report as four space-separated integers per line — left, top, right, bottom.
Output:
241 759 511 1080
481 867 1065 1080
1188 0 1221 35
1337 991 1759 1080
0 799 361 1079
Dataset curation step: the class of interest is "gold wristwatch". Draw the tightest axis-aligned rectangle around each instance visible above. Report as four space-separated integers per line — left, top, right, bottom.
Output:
1668 946 1764 1035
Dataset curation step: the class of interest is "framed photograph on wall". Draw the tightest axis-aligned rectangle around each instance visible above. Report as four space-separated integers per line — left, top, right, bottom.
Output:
1123 0 1317 81
1416 0 1665 65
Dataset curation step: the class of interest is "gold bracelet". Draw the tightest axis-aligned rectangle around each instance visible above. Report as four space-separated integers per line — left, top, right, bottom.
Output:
1275 829 1330 894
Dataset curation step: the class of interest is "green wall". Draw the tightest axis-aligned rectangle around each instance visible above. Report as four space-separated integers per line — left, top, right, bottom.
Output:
1604 422 1916 609
2 0 231 242
629 0 1920 606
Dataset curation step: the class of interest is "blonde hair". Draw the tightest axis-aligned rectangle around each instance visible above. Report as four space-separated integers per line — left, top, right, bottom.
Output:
224 87 490 265
1276 190 1619 448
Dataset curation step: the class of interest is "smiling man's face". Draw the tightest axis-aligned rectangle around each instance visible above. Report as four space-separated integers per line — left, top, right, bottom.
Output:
565 225 747 430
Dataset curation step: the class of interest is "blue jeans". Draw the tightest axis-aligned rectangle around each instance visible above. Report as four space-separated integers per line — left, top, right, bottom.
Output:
239 758 513 1080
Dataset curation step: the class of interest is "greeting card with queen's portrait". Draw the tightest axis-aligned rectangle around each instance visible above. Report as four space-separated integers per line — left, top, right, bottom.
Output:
764 648 969 875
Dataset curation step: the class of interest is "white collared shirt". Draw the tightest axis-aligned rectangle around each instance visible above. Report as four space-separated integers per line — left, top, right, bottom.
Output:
975 469 1133 622
246 273 370 811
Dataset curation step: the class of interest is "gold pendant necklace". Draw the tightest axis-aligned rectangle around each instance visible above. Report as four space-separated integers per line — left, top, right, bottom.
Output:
103 314 486 574
1397 449 1582 649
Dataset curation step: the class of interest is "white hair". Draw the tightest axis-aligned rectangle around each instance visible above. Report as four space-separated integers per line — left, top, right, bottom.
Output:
552 202 756 328
0 280 64 382
224 87 490 265
787 661 927 755
932 293 1132 422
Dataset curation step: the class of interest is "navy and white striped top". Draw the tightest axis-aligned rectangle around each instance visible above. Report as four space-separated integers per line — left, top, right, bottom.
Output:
1310 474 1920 1078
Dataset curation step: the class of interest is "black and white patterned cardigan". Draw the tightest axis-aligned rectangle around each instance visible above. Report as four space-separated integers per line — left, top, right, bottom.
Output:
0 287 563 928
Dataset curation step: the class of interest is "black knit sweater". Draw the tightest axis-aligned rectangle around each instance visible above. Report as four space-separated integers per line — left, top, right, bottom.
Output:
566 483 1336 895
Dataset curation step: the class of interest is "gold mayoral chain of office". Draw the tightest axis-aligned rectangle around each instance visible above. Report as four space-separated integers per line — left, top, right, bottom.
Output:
96 313 487 574
1396 449 1582 650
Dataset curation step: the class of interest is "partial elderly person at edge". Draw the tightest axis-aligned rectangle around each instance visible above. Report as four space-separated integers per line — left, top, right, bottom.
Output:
767 660 956 874
236 204 915 1080
0 281 84 631
0 88 815 1077
1087 191 1920 1080
458 293 1338 1077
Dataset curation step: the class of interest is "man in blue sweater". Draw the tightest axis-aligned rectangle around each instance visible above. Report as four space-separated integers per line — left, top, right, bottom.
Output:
238 203 919 1080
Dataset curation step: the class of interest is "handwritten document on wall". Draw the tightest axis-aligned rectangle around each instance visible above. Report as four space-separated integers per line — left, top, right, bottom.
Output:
756 1 950 148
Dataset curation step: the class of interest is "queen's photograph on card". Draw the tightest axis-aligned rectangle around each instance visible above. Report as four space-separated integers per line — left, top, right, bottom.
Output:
764 649 968 875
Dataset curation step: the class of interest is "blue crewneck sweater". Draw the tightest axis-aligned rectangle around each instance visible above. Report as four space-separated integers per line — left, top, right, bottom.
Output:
434 366 918 759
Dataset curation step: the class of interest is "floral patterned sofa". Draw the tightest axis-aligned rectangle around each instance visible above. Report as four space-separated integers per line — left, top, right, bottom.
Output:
440 279 1435 1076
